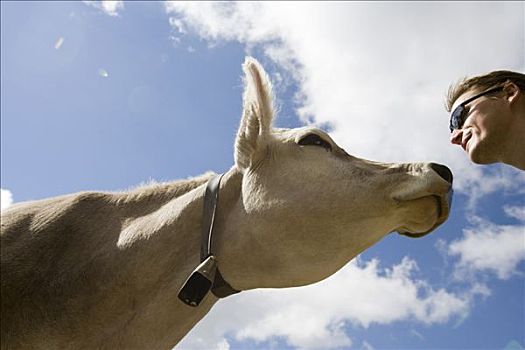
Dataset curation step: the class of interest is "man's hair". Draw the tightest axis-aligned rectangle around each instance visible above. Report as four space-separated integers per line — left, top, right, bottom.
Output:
446 70 525 112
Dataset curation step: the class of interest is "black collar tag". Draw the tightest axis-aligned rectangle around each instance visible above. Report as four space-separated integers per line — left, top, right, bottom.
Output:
178 255 218 307
177 174 240 307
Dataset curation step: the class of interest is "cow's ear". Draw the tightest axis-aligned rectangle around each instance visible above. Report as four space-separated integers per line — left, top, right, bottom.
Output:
234 57 275 171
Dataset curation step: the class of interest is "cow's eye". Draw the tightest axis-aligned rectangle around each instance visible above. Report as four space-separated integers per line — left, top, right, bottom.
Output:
298 134 332 151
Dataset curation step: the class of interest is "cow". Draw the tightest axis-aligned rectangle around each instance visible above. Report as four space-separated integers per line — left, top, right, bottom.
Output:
1 57 452 349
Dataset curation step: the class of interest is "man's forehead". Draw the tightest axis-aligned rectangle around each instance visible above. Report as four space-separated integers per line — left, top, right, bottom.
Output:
451 88 483 111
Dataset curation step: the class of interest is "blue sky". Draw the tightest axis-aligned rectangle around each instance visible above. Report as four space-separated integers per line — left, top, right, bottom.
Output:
1 2 524 350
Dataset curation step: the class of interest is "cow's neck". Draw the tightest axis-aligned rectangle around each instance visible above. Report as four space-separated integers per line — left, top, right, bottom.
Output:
102 168 244 349
2 169 245 349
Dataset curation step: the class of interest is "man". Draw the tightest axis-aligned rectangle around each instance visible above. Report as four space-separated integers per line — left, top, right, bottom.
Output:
446 70 525 171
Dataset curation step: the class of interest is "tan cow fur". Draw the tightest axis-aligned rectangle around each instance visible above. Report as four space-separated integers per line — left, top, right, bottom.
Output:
1 58 452 349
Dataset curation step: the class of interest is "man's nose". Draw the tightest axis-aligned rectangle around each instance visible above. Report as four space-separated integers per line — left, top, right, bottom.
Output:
450 129 463 145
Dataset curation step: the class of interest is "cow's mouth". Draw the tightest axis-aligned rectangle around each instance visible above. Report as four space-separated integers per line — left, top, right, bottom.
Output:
396 190 453 238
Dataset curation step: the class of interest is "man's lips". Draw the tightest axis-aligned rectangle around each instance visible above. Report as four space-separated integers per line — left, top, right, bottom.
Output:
461 132 472 151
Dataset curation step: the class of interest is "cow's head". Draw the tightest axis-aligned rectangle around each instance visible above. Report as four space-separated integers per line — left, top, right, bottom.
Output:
217 57 452 290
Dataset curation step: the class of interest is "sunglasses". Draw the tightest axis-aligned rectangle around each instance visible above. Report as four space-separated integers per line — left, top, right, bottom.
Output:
449 86 504 132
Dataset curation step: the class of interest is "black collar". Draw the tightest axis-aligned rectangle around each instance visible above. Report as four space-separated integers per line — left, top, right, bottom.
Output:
178 173 240 307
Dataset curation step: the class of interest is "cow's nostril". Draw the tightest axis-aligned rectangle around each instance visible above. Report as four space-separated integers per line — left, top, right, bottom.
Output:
430 163 453 183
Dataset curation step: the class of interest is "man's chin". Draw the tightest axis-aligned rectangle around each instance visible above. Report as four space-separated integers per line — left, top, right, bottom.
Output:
467 142 486 164
468 144 496 165
467 137 501 165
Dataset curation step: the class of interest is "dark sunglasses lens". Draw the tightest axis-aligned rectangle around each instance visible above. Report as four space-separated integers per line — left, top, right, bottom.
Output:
450 106 464 132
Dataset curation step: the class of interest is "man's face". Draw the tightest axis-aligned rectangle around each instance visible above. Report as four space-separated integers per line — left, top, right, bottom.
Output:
449 88 509 164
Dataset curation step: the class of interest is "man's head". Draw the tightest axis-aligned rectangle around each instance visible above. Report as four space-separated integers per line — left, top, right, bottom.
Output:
446 70 525 167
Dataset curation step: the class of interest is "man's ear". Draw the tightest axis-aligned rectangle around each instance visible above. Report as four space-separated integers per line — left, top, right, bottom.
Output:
504 81 521 104
234 57 275 170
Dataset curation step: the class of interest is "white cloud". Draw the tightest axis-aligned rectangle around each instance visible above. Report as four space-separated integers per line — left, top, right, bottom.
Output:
410 329 425 341
504 205 525 222
361 340 375 350
164 2 281 44
1 188 13 211
461 168 525 211
449 215 525 280
165 2 524 197
177 257 470 350
83 1 124 17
